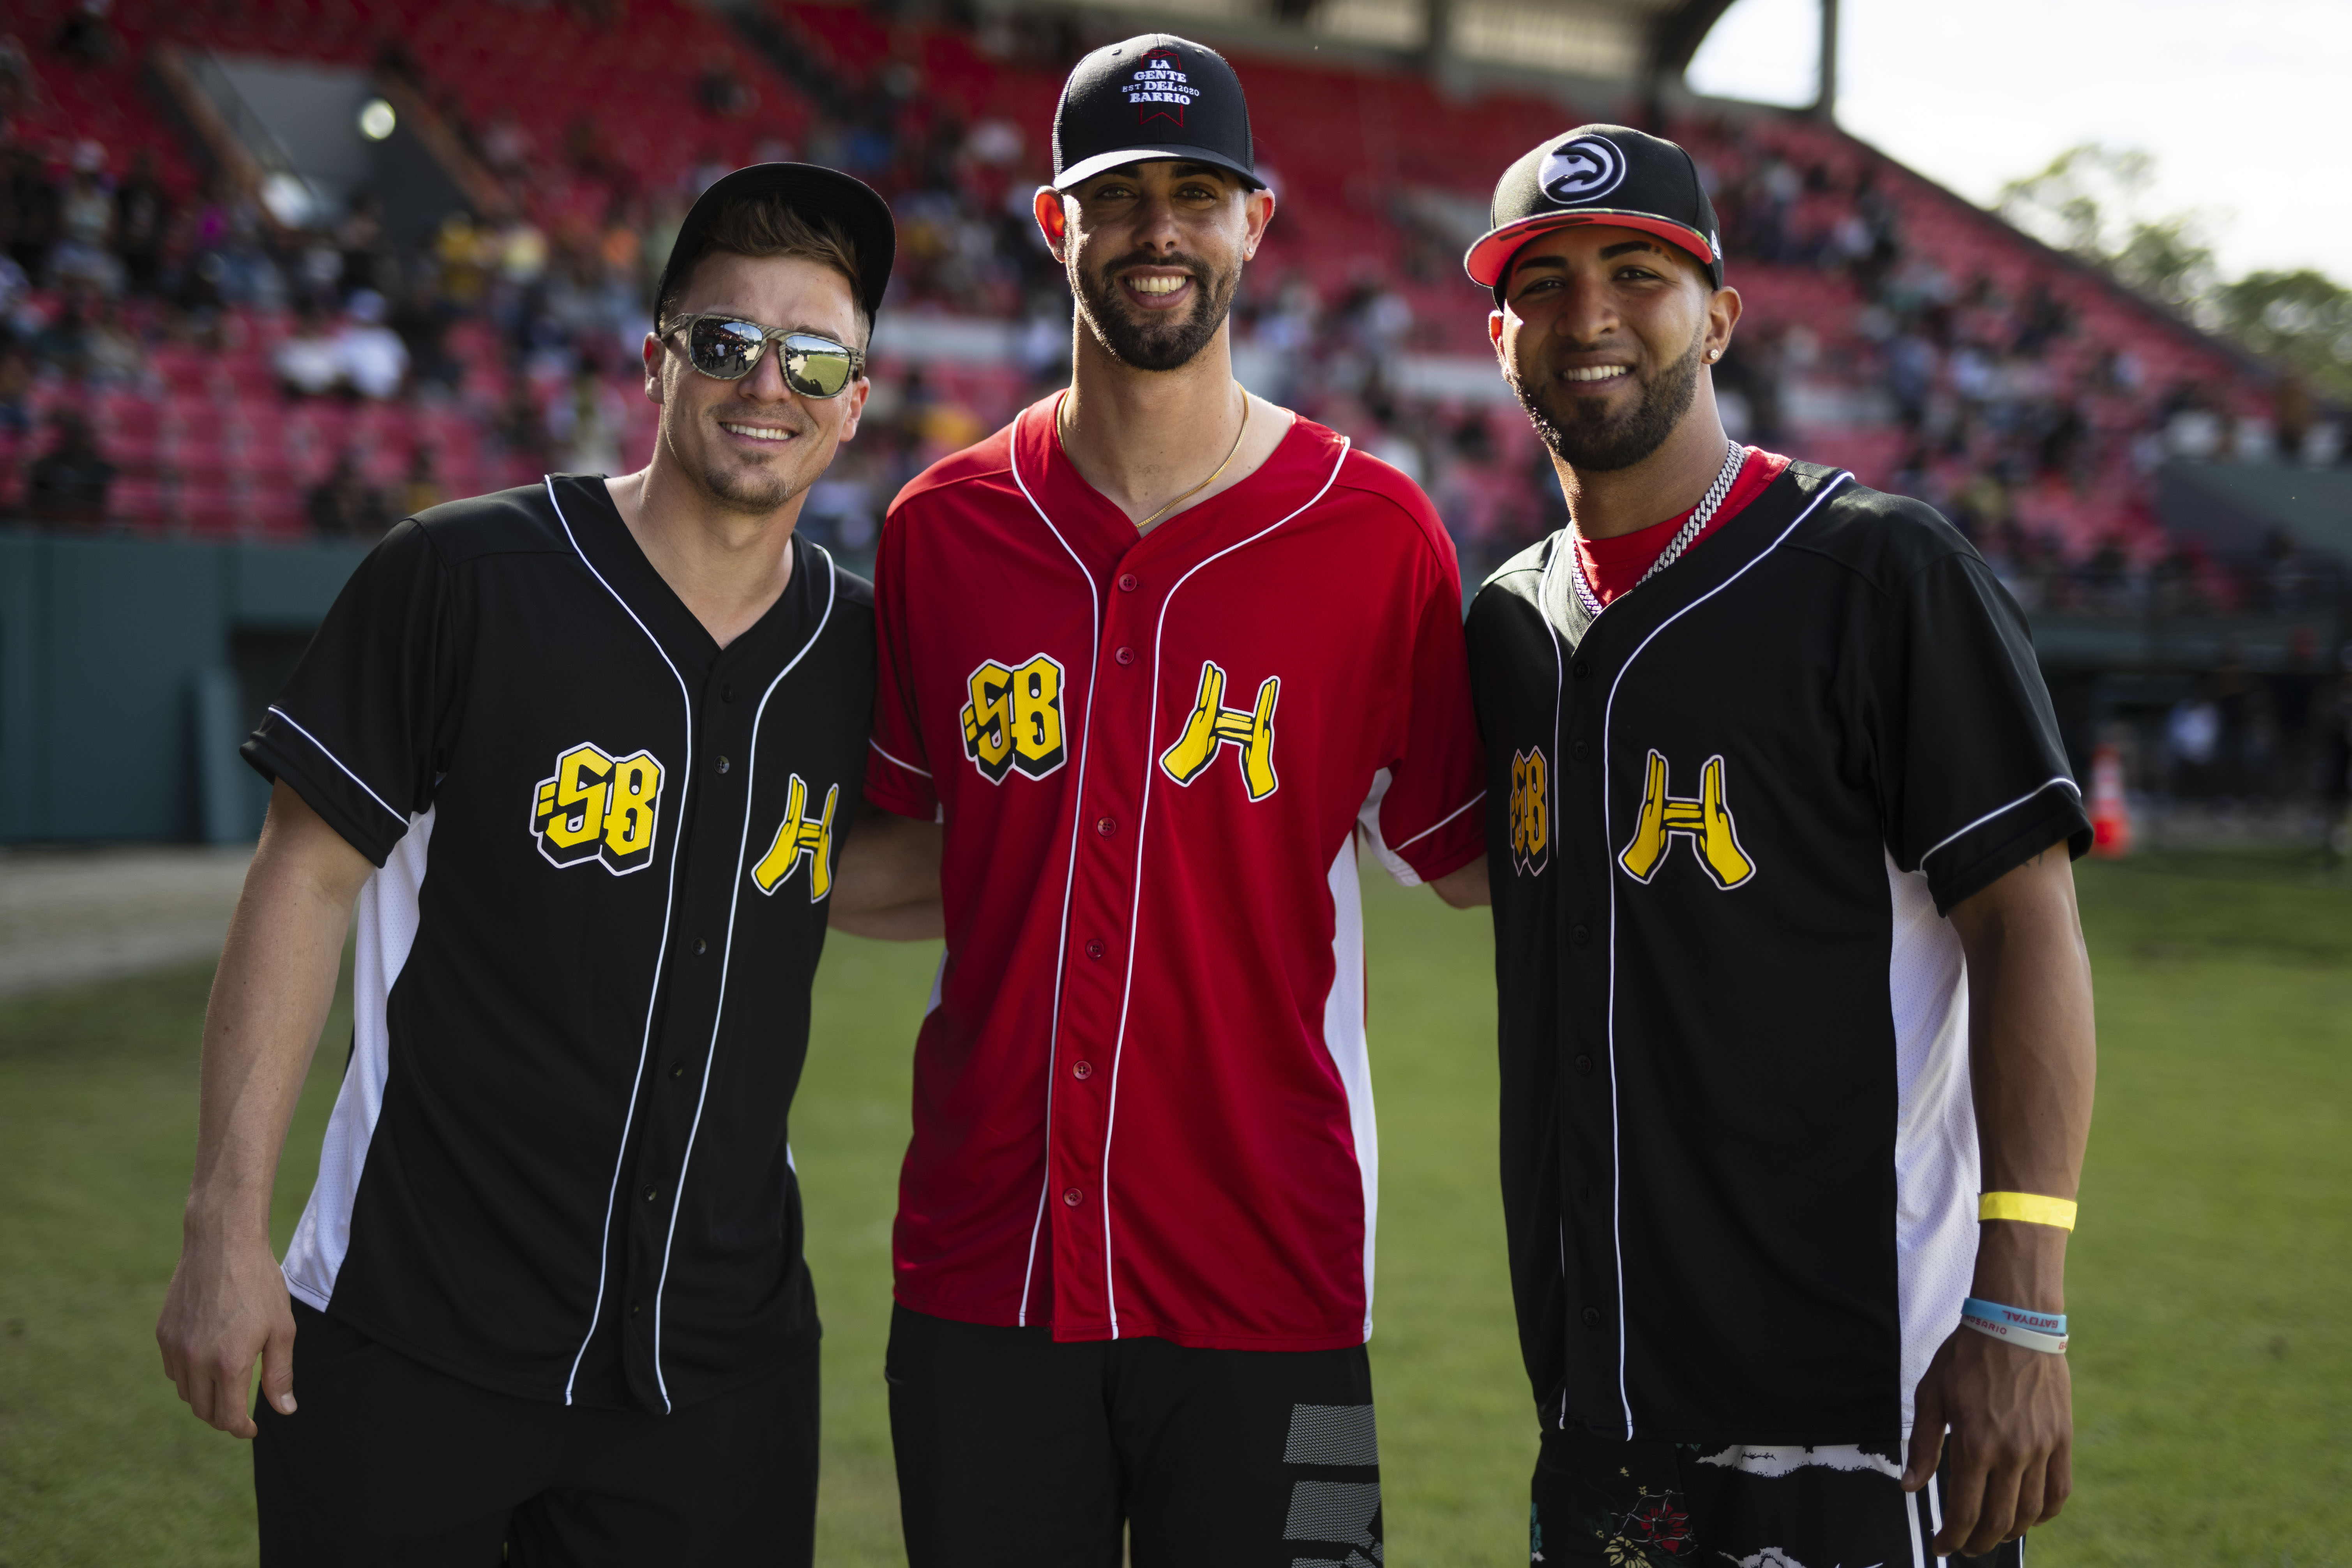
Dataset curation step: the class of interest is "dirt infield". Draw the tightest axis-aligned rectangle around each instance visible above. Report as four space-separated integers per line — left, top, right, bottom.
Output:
0 846 254 999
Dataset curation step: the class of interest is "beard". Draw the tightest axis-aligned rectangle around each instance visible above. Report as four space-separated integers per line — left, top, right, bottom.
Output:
677 404 820 515
1510 326 1705 472
1072 247 1238 373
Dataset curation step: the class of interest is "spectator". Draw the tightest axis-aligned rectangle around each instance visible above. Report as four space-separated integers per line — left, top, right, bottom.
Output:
25 407 114 523
274 303 344 397
305 450 389 538
0 331 31 439
49 0 120 67
113 150 169 295
399 445 444 516
336 290 409 399
49 141 120 295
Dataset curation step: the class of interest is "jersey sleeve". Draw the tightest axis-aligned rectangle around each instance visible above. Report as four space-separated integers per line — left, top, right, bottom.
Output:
240 518 453 865
863 503 940 821
1876 549 2091 913
1361 530 1487 886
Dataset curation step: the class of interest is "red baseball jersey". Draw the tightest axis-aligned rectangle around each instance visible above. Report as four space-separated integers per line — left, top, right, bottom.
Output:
867 394 1486 1351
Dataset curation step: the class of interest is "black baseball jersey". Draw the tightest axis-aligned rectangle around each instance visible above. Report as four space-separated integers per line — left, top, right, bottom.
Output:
242 475 874 1415
1466 461 2089 1446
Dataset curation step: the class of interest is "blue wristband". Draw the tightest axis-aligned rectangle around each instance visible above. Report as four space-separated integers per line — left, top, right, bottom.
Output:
1960 1296 2068 1353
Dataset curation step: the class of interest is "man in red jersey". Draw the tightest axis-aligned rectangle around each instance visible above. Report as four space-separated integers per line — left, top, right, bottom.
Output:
1463 126 2095 1566
856 32 1489 1567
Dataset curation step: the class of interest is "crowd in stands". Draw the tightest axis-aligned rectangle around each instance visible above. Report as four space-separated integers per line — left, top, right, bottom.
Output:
0 0 2308 616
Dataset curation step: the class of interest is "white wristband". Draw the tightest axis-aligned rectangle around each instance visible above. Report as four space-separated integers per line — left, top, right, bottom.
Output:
1958 1312 2068 1354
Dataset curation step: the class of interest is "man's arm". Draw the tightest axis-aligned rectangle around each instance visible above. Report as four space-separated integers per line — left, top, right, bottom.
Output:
830 805 945 940
1429 853 1491 908
1903 844 2096 1555
156 779 376 1437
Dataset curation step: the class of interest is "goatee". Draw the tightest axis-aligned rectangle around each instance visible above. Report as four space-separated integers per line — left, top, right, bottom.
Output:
1073 251 1237 373
1510 328 1705 473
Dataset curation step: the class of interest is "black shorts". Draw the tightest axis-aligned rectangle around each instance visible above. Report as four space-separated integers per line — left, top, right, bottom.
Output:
886 1304 1382 1568
1529 1423 2026 1567
253 1301 818 1566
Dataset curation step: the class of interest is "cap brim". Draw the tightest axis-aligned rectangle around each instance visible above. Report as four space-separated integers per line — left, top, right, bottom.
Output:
1464 211 1717 290
1054 145 1265 192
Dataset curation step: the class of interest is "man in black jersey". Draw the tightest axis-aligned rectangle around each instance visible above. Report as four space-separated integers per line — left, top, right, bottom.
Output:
1458 127 2098 1565
154 165 940 1564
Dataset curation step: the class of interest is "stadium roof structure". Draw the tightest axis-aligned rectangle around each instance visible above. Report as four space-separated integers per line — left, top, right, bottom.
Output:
1024 0 1810 106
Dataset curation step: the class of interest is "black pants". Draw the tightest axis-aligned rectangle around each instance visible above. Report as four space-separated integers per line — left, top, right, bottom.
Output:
887 1304 1382 1568
1529 1422 2025 1567
254 1301 818 1566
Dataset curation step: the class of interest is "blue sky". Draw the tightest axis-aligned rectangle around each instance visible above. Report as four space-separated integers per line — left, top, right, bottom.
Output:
1687 0 2348 282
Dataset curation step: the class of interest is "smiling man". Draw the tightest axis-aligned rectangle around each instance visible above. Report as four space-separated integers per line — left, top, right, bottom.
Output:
856 34 1489 1568
1461 125 2098 1566
154 165 937 1564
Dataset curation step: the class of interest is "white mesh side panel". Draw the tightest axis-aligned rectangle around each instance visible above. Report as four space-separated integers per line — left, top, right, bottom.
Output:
1323 830 1378 1341
1886 851 1979 1432
281 807 434 1309
1355 768 1421 887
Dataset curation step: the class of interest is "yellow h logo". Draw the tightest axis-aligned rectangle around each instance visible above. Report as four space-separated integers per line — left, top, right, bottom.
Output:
751 774 838 901
1617 750 1755 890
1159 660 1279 801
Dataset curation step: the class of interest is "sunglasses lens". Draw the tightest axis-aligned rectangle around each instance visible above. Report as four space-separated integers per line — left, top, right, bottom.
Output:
781 337 855 398
686 318 765 380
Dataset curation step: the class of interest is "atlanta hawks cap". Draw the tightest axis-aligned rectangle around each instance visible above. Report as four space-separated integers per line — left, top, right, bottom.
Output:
1051 34 1264 192
656 162 897 327
1465 125 1724 298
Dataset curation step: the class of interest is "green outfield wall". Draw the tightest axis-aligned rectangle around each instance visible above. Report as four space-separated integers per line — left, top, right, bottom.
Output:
0 529 373 846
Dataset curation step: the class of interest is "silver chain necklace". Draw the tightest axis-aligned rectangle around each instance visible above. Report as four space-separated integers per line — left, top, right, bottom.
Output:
1567 440 1746 618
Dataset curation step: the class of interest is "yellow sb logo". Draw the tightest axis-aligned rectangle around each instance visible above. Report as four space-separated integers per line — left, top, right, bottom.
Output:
962 654 1067 783
1160 660 1278 801
1618 749 1755 890
751 774 838 902
531 743 665 875
1509 747 1549 875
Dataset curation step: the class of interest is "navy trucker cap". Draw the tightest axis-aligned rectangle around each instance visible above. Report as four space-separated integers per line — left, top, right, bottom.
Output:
1051 34 1263 192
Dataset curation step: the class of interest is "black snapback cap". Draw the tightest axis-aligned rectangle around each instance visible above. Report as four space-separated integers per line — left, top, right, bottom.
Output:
655 162 897 328
1051 34 1264 192
1466 125 1723 298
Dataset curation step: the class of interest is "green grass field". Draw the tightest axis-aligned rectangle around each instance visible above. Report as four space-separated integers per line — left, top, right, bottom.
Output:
2 851 2346 1564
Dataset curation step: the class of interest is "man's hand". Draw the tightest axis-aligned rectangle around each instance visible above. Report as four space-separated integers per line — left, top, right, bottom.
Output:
157 1223 298 1436
1429 853 1490 908
1902 1324 2072 1554
155 780 372 1438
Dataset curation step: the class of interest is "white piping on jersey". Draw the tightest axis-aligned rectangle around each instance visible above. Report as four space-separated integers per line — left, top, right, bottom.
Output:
544 475 696 1409
1100 438 1353 1337
1907 1486 1928 1568
1005 398 1107 1328
1534 540 1571 1424
648 545 838 1413
1918 775 2082 870
1595 471 1852 1438
869 736 933 778
263 706 408 826
1386 788 1487 855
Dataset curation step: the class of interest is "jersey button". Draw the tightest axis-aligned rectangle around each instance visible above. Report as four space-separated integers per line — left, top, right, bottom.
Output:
1574 1053 1594 1077
721 682 735 702
1572 659 1590 680
1571 924 1589 946
693 937 708 955
1073 1060 1093 1079
642 1185 659 1202
1085 938 1107 960
1095 816 1116 836
1115 646 1135 665
670 1061 685 1079
1117 572 1139 592
1063 1187 1083 1206
1582 1306 1602 1328
1570 741 1588 761
716 755 731 774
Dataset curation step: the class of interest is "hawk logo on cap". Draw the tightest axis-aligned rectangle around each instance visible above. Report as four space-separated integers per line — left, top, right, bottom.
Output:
1127 48 1199 127
1540 136 1627 207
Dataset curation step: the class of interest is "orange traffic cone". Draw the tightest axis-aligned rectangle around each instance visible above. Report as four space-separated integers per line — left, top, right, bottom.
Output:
2089 743 2131 857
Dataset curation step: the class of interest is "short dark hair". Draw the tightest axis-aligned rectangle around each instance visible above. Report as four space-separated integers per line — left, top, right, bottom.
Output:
656 197 868 345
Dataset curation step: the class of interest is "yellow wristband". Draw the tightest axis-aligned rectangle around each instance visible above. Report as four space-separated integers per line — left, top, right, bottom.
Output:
1979 1191 2077 1230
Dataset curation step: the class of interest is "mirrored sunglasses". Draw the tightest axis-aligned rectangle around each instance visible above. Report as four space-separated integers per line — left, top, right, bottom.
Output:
665 314 864 399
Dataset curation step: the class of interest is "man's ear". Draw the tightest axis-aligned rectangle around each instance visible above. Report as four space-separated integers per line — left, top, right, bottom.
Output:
641 332 664 404
1033 187 1068 259
1489 309 1508 368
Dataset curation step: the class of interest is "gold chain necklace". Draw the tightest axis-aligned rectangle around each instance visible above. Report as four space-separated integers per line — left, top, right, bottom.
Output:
1058 384 1250 532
